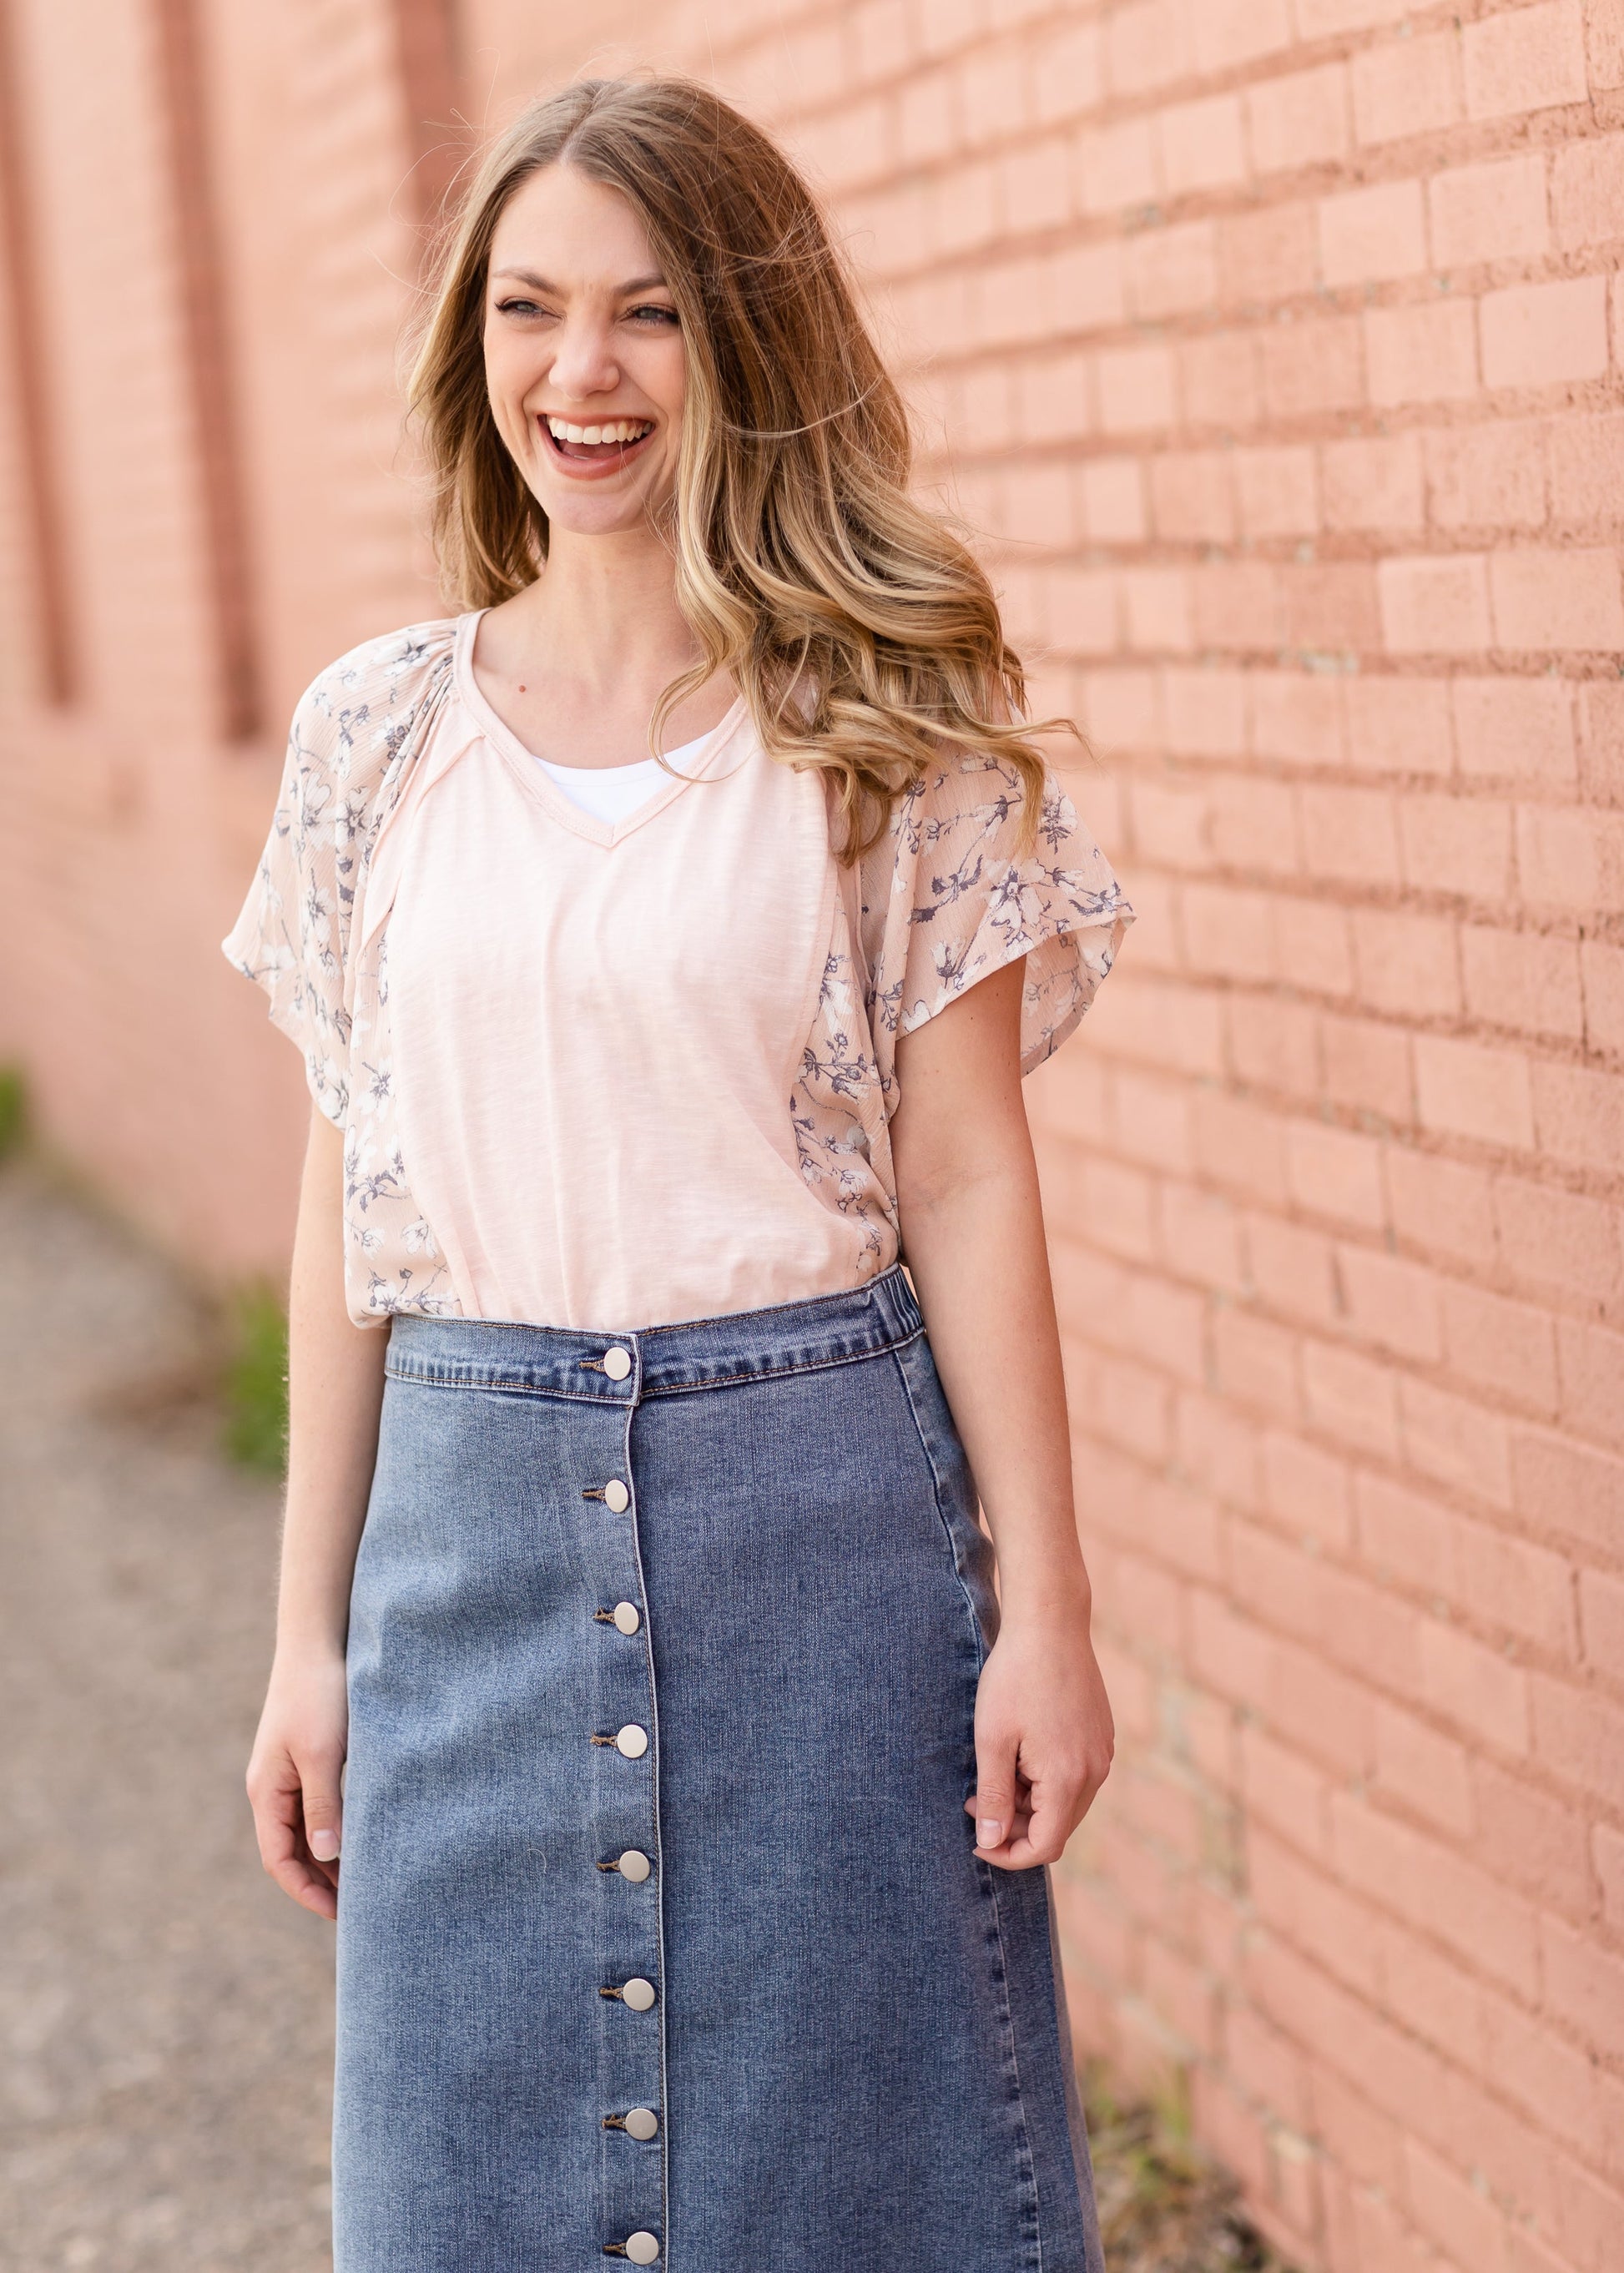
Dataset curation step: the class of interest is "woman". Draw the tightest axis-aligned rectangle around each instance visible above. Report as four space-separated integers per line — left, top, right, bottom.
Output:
224 75 1130 2273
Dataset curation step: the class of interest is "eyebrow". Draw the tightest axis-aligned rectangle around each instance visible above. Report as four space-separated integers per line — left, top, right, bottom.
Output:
490 267 669 295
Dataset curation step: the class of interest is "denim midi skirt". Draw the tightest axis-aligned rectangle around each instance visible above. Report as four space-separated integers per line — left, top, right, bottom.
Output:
335 1263 1102 2272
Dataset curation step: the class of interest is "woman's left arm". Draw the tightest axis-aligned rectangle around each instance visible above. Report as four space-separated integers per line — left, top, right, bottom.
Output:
889 955 1113 1870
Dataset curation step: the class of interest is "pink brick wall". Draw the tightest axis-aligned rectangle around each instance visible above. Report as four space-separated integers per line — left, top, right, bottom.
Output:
2 6 1621 2267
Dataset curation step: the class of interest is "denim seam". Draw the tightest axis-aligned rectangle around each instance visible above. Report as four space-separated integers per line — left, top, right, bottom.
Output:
381 1330 926 1403
620 1379 672 2268
888 1342 1047 2272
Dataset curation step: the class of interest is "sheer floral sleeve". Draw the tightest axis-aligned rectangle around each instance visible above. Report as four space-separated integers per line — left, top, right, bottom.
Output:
860 750 1132 1103
220 622 456 1125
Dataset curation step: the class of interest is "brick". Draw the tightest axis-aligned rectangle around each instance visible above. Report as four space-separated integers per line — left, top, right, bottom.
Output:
1405 1374 1516 1506
1180 332 1263 430
1339 1243 1444 1363
1579 1564 1624 1672
1461 925 1584 1041
1425 419 1547 532
1516 1429 1624 1561
1415 1034 1536 1150
1284 561 1379 654
1365 300 1479 407
1406 2139 1516 2269
1122 567 1193 653
1535 1061 1624 1174
1260 315 1365 421
1304 1338 1400 1456
1580 681 1624 804
1252 671 1344 767
1372 1700 1473 1834
1429 152 1551 271
1356 1469 1454 1594
1294 0 1410 31
1248 1210 1340 1326
1127 221 1218 322
1214 1307 1303 1420
1148 451 1234 543
1400 791 1516 899
1245 62 1351 175
1549 411 1624 532
1516 803 1624 914
1442 1278 1560 1412
1386 1148 1496 1272
1286 1121 1385 1230
1157 93 1246 198
1208 774 1302 874
1482 275 1611 393
1194 0 1293 74
1551 130 1624 248
1465 0 1590 120
1078 117 1158 215
1454 1514 1577 1654
1181 883 1274 980
1379 553 1492 654
1301 784 1400 886
1097 345 1176 434
1002 139 1072 236
1475 1761 1594 1913
1103 0 1184 98
1274 899 1354 996
1543 1912 1624 2062
1262 1430 1354 1550
1078 457 1147 542
1352 30 1461 147
1351 907 1460 1018
1597 1822 1624 1930
1496 1179 1623 1308
1219 204 1319 308
1452 677 1576 785
1558 1313 1624 1449
1192 563 1284 651
1329 1791 1539 1994
1344 675 1453 778
1161 667 1246 758
1235 446 1319 539
1319 178 1427 287
1322 432 1425 533
1581 939 1624 1055
1321 1015 1415 1124
1492 546 1624 652
1016 351 1093 444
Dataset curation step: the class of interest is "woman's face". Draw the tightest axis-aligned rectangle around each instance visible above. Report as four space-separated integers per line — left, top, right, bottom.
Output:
483 164 686 541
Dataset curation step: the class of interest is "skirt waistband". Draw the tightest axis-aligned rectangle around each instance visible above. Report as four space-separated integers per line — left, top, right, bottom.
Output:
383 1262 925 1404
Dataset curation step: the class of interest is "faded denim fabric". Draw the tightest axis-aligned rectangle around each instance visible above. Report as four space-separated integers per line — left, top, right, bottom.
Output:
335 1262 1104 2272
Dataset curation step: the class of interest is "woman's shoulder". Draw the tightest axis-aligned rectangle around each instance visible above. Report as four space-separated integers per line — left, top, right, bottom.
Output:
289 616 461 786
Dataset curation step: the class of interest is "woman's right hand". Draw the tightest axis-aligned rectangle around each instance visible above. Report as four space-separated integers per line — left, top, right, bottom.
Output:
246 1650 350 1921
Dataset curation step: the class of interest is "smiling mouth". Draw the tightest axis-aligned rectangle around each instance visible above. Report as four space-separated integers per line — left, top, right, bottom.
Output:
542 415 654 467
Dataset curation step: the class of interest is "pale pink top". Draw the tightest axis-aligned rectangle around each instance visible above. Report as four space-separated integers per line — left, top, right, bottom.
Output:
222 615 1132 1331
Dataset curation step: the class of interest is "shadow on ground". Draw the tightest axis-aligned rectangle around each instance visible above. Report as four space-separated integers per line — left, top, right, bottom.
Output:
0 1161 332 2272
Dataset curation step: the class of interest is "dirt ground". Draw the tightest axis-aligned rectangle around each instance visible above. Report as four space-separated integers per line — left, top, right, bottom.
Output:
0 1160 333 2273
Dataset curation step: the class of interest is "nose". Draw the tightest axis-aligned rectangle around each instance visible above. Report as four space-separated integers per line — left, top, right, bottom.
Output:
546 309 623 404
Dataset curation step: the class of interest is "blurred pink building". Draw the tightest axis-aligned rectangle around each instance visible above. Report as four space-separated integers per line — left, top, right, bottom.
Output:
2 5 1621 2269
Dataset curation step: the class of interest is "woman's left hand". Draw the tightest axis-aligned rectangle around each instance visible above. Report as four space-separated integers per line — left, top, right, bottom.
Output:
965 1603 1114 1869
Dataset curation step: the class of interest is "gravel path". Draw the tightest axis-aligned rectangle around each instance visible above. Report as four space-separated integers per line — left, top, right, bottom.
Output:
0 1161 332 2273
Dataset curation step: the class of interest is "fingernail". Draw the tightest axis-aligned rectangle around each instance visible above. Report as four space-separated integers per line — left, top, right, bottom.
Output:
977 1819 1003 1848
310 1830 340 1862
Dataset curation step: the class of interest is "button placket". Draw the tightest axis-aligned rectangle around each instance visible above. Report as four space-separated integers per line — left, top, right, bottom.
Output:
587 1335 664 2265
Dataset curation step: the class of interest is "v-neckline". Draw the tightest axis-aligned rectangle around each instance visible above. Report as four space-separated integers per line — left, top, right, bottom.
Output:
452 609 749 849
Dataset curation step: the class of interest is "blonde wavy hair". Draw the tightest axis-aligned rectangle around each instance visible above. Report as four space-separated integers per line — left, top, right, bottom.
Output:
408 75 1072 863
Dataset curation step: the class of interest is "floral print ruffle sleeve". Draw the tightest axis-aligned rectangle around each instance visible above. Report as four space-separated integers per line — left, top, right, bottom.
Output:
862 748 1132 1095
221 622 456 1127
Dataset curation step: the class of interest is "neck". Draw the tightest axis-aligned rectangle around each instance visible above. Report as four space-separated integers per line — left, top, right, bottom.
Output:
504 521 699 700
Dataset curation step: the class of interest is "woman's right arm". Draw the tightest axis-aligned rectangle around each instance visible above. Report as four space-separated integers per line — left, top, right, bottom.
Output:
245 1102 388 1920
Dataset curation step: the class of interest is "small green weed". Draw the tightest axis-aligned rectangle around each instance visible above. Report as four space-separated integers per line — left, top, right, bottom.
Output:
0 1065 27 1158
1085 2066 1293 2272
220 1281 289 1476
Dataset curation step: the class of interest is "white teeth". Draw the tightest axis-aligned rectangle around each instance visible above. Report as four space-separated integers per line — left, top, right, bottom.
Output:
545 416 650 446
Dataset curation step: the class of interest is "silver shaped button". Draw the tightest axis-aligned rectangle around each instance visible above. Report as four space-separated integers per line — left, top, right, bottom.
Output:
624 2105 659 2141
625 2234 660 2264
603 1346 633 1381
615 1724 648 1760
613 1600 641 1635
622 1976 656 2011
603 1479 631 1513
618 1849 652 1882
